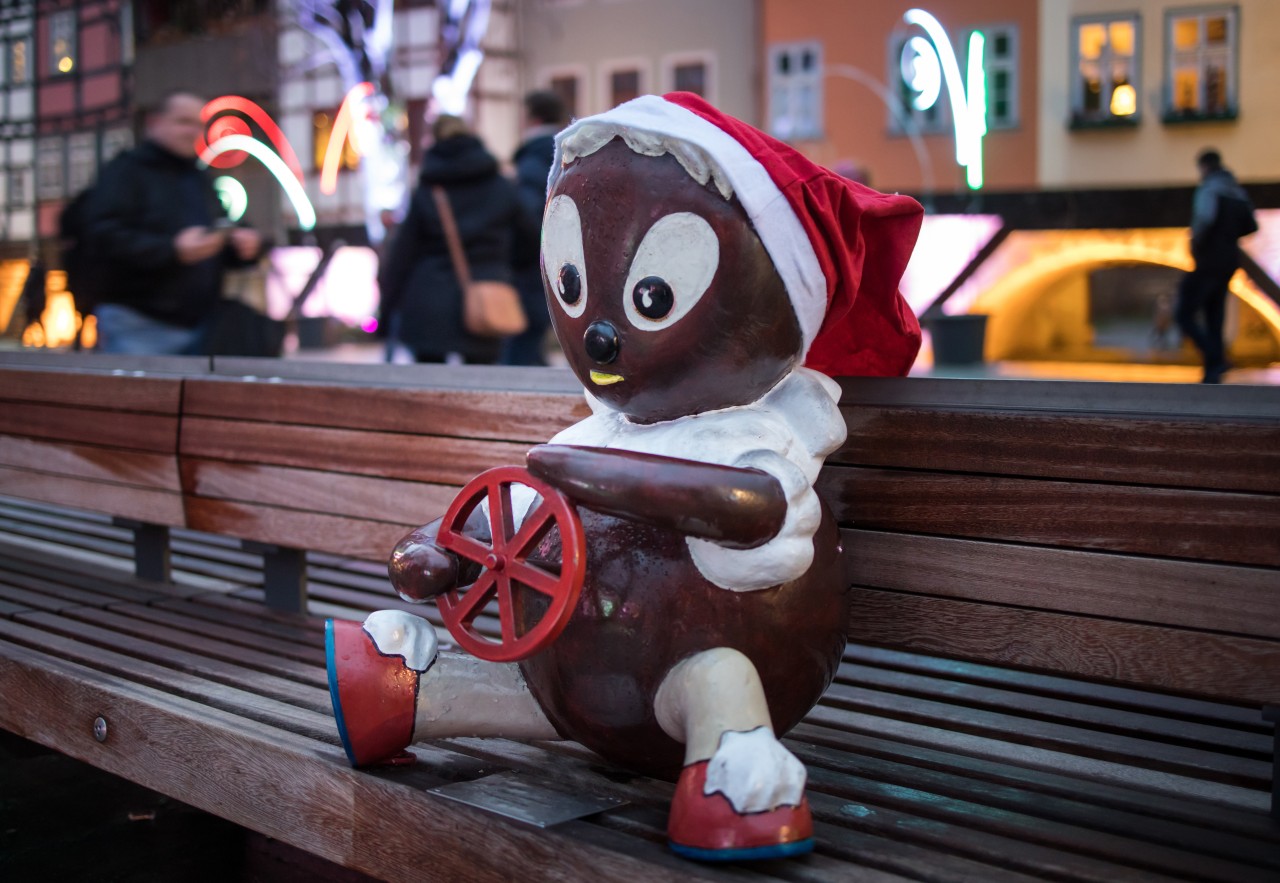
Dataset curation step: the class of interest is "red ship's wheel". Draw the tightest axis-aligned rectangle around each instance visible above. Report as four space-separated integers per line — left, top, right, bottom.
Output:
434 466 585 663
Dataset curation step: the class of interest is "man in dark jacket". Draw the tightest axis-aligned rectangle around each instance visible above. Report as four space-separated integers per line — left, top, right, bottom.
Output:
1175 149 1257 383
500 90 566 366
87 91 262 354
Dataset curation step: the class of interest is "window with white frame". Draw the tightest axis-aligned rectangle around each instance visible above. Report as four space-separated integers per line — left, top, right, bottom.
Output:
48 10 76 76
981 25 1019 129
101 128 133 164
8 168 29 207
1071 14 1140 125
1165 6 1238 121
67 133 97 194
36 138 64 200
768 41 822 141
890 31 950 135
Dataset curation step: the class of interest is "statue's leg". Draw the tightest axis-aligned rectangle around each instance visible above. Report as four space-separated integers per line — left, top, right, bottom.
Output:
654 647 814 861
327 610 556 767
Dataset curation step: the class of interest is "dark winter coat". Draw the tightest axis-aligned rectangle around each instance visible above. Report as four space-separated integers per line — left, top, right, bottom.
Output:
1190 168 1258 275
501 129 558 365
85 140 234 328
379 135 525 362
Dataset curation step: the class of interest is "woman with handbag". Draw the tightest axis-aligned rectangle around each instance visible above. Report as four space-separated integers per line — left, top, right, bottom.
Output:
378 115 527 364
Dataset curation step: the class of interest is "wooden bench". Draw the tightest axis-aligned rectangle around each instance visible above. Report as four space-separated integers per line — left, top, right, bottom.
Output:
0 352 200 582
0 352 1276 882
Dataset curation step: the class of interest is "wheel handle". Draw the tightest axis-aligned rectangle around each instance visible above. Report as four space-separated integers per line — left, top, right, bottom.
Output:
434 465 585 663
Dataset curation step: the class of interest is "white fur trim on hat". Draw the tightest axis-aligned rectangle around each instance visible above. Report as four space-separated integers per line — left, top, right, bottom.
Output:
551 95 827 354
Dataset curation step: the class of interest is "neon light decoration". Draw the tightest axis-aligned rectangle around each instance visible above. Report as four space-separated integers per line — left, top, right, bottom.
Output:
198 96 305 182
214 176 249 223
200 135 316 231
901 9 988 190
321 82 375 195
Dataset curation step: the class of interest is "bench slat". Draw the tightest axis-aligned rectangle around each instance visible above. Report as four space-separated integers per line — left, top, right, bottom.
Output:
0 466 184 526
0 401 180 452
0 368 182 413
837 406 1280 493
848 589 1280 705
185 497 412 562
0 436 182 492
821 466 1280 567
181 459 456 526
847 530 1280 640
180 416 528 486
0 643 732 883
13 610 330 713
183 377 587 443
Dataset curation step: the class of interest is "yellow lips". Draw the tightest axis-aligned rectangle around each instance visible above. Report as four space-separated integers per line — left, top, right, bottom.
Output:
589 371 625 386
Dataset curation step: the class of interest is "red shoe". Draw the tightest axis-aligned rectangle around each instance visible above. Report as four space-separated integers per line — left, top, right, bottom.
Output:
667 760 814 861
326 619 419 767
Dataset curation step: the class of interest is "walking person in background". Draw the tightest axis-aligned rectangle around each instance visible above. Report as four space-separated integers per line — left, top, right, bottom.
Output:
500 90 567 366
86 91 263 355
378 115 523 364
1175 148 1257 383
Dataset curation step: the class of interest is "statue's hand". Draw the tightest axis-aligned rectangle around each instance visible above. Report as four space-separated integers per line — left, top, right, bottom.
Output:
388 512 487 602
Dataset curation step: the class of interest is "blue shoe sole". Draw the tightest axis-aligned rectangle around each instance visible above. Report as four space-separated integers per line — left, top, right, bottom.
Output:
669 837 814 862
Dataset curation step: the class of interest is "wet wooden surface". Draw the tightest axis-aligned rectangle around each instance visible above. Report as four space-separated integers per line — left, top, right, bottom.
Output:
0 502 1276 882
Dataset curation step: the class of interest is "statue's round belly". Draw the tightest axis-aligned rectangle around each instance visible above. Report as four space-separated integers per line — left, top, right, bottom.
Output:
518 505 850 778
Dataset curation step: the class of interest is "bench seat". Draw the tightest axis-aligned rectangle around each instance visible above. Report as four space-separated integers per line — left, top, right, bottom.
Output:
1 505 1276 883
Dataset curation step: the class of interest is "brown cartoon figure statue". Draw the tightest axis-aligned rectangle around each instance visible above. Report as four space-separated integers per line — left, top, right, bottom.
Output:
327 93 923 861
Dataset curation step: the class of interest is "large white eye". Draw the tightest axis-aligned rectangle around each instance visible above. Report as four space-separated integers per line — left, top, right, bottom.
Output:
622 212 719 331
541 194 588 318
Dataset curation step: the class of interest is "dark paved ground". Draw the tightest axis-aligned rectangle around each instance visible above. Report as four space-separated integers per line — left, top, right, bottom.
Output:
0 732 376 882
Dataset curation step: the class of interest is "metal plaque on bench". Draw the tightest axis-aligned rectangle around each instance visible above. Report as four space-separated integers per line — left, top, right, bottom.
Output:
427 771 626 828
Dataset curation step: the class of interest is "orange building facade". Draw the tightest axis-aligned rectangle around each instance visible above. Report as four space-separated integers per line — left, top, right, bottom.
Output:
761 0 1038 195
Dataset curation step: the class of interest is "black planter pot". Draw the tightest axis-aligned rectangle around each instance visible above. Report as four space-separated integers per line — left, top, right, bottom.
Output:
926 313 989 364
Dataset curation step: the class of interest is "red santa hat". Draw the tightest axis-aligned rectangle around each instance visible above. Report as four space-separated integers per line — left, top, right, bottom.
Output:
551 92 923 377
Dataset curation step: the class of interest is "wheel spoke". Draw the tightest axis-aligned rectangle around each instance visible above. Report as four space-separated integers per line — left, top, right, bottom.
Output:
441 532 495 566
496 574 516 643
508 500 555 560
506 560 562 598
488 479 515 553
451 571 497 624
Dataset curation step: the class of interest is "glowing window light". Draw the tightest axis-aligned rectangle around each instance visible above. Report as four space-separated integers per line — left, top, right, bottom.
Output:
198 96 305 183
57 57 73 74
214 176 249 223
200 135 316 231
321 82 375 195
902 9 988 190
1110 83 1138 116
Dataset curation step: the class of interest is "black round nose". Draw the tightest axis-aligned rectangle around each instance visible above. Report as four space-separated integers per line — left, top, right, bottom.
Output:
583 320 620 364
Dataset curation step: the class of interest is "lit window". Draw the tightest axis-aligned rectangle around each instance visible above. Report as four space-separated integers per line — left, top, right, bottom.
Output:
48 10 76 76
768 41 823 140
1165 7 1238 121
10 36 30 85
1071 14 1141 126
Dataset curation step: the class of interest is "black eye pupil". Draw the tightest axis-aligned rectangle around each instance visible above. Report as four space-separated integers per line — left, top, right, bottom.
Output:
633 276 673 320
558 264 581 305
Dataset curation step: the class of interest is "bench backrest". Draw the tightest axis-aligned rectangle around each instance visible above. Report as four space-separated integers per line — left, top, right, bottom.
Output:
0 354 195 527
831 377 1280 707
2 354 1276 708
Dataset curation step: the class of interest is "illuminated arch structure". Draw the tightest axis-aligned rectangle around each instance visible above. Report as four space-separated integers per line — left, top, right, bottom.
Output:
932 225 1280 368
